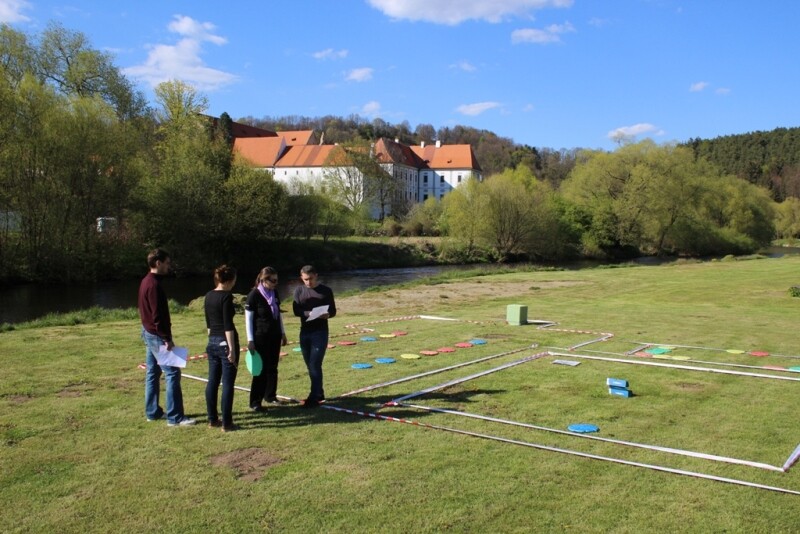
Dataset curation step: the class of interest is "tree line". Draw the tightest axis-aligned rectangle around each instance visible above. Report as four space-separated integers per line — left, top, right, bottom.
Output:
0 22 794 283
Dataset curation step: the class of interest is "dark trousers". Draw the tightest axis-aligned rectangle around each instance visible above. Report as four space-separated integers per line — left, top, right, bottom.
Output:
300 328 328 402
206 335 238 426
249 333 281 407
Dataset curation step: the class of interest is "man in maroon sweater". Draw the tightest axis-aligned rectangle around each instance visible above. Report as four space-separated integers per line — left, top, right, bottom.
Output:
138 248 195 426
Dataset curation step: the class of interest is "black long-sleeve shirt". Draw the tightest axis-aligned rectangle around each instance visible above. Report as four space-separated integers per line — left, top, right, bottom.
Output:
293 284 336 332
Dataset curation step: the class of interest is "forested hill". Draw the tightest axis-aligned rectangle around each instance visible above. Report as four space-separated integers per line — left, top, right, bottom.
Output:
241 115 800 198
684 127 800 200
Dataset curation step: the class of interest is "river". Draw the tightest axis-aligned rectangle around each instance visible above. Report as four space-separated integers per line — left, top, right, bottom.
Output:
0 264 488 325
2 246 797 325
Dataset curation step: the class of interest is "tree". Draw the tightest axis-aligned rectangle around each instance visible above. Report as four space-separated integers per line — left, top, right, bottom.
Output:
134 80 226 265
441 167 572 261
403 197 441 236
323 144 365 212
561 140 776 257
440 178 484 253
222 163 288 242
774 198 800 239
36 22 148 120
0 24 36 87
414 123 436 145
322 141 397 222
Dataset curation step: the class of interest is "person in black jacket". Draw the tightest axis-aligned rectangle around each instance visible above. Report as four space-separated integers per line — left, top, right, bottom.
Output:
245 266 287 411
293 265 336 408
204 265 240 431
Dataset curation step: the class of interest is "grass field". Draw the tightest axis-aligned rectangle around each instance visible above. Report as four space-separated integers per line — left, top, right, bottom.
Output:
3 256 800 532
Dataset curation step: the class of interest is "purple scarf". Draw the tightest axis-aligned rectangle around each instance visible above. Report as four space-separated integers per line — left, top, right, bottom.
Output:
257 284 279 319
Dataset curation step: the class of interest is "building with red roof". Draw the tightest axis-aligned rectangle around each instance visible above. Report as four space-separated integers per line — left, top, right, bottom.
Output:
230 123 482 218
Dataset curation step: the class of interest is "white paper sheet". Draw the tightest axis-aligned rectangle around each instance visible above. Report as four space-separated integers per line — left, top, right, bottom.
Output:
156 345 188 368
306 305 329 322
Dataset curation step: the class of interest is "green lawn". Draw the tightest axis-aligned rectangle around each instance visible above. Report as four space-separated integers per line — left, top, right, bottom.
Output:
2 257 800 533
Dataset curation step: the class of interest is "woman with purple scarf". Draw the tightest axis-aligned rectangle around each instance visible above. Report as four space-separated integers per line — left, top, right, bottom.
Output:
244 266 288 411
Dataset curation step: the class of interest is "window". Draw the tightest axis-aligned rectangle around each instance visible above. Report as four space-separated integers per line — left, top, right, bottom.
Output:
458 175 462 183
423 194 428 201
440 176 445 183
423 175 428 183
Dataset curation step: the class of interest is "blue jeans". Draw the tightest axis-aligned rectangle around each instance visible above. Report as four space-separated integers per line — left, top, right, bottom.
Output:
142 328 185 424
206 335 238 426
299 329 328 401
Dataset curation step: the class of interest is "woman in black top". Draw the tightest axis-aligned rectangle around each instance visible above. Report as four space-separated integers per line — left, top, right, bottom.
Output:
245 266 287 410
204 265 239 431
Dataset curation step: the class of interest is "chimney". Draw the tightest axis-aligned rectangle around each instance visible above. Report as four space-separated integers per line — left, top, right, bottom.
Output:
435 140 441 148
421 141 425 148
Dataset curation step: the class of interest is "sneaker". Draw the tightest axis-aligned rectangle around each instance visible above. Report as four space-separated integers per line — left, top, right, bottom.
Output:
221 424 239 433
250 405 263 412
167 417 196 427
208 420 222 428
265 398 281 405
146 411 165 422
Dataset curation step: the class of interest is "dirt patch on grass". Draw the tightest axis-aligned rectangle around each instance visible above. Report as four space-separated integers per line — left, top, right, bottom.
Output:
107 377 139 393
210 448 283 481
5 394 33 404
57 381 93 398
339 279 581 317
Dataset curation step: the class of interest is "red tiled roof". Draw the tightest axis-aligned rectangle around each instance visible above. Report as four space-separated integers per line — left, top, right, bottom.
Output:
273 144 339 167
373 138 426 167
276 130 317 145
410 144 482 171
233 137 286 167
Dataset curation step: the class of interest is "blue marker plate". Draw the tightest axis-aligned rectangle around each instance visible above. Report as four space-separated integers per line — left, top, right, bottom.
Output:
469 339 487 345
360 336 377 342
351 363 373 369
568 423 599 433
292 347 303 352
375 357 396 364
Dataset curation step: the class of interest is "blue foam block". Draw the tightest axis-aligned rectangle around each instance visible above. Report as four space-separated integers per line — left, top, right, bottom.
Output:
609 386 632 398
607 377 629 388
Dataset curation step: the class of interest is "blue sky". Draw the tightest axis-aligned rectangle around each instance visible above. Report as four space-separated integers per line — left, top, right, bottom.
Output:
2 0 799 150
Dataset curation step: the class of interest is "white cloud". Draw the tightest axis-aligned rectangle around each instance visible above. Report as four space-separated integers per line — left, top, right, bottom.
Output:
607 123 664 143
0 0 31 23
522 103 535 112
450 60 477 72
168 15 227 45
367 0 573 25
456 101 501 116
512 22 575 44
715 87 731 95
346 67 374 82
690 81 709 92
123 15 238 91
361 100 381 117
313 48 349 60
